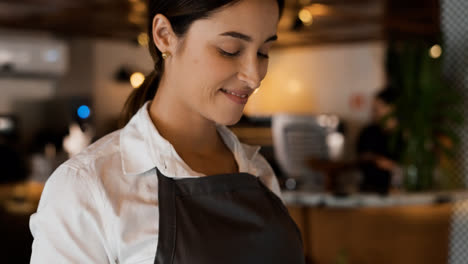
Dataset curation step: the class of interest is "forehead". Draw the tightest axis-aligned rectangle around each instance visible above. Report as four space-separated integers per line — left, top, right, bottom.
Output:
188 0 279 42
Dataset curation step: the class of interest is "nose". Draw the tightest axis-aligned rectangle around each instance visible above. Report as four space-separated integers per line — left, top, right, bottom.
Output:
237 57 262 90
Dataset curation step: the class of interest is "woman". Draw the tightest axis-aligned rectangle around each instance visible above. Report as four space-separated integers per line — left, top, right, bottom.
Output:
30 0 306 263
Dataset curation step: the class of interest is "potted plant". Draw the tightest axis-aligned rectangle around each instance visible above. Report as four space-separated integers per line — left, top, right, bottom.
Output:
386 40 464 191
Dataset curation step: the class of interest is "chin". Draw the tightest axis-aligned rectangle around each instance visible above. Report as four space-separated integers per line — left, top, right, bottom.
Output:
215 111 243 126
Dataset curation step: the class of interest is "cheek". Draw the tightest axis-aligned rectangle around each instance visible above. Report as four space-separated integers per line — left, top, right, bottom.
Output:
260 61 269 80
207 51 237 73
199 53 238 88
181 54 235 104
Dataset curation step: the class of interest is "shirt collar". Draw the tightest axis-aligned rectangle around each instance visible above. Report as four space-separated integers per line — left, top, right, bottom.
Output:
120 101 261 176
120 101 161 175
216 125 261 163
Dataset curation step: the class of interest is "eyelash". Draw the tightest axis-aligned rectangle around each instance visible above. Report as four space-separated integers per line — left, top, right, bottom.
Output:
219 49 269 59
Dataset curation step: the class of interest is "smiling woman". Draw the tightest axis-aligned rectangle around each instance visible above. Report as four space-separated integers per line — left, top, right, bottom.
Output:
29 0 307 263
120 0 283 127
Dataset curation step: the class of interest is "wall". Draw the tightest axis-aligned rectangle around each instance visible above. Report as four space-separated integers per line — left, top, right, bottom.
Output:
93 40 153 137
1 35 154 138
56 38 94 97
0 78 55 114
245 41 386 121
0 34 100 151
245 41 387 157
0 30 58 114
0 34 95 113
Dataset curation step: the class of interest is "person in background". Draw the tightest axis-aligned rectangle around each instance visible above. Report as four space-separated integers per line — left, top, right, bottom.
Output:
29 0 306 263
357 87 403 195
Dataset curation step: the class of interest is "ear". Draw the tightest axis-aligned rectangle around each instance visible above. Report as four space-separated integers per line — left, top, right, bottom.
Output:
152 14 178 55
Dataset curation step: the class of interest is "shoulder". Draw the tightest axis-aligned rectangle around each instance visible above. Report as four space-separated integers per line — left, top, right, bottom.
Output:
38 129 124 210
30 148 118 263
41 128 123 195
64 129 122 172
32 130 123 238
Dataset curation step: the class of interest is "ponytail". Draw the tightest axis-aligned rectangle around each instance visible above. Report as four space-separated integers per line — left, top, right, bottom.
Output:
118 70 161 128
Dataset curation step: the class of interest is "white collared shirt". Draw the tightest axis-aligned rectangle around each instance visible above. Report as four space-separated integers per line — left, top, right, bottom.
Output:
30 101 282 264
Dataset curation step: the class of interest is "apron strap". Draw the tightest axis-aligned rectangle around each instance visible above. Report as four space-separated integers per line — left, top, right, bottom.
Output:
155 169 177 264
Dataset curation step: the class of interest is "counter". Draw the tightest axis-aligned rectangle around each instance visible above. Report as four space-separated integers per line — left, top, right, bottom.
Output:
282 190 468 207
283 191 468 264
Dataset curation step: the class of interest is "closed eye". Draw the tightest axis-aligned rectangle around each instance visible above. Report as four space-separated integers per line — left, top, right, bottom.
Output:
219 49 269 59
219 49 240 57
258 52 269 59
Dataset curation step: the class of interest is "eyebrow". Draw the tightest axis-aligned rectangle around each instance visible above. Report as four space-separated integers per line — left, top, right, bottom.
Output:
219 31 278 43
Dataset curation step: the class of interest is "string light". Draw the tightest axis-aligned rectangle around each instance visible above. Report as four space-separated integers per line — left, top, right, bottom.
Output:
137 33 149 46
298 9 313 26
130 72 145 88
429 44 442 59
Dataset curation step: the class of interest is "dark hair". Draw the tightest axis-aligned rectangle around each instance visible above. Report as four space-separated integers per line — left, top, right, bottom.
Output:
119 0 285 127
376 87 398 105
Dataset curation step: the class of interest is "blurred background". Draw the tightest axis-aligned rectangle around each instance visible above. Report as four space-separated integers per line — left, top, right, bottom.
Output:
0 0 467 263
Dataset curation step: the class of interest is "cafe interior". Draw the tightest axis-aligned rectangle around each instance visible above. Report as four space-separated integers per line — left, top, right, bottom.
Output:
0 0 467 263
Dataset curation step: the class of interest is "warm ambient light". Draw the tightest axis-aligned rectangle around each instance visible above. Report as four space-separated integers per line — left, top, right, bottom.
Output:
137 33 149 46
429 44 442 59
132 1 147 13
298 9 313 26
308 4 330 16
288 79 303 94
128 13 144 25
130 72 145 88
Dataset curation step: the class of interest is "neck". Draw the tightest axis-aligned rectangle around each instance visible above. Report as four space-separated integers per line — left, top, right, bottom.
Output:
148 79 223 156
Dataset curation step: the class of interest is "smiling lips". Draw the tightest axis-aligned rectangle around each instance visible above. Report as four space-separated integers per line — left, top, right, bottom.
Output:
220 88 252 105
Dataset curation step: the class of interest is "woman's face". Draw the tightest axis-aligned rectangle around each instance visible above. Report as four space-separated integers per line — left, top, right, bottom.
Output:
166 0 279 125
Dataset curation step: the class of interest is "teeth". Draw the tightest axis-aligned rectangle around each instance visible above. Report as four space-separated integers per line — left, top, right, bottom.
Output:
221 88 248 98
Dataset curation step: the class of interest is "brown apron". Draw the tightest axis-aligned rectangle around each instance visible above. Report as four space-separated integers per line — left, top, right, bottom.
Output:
154 169 306 264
